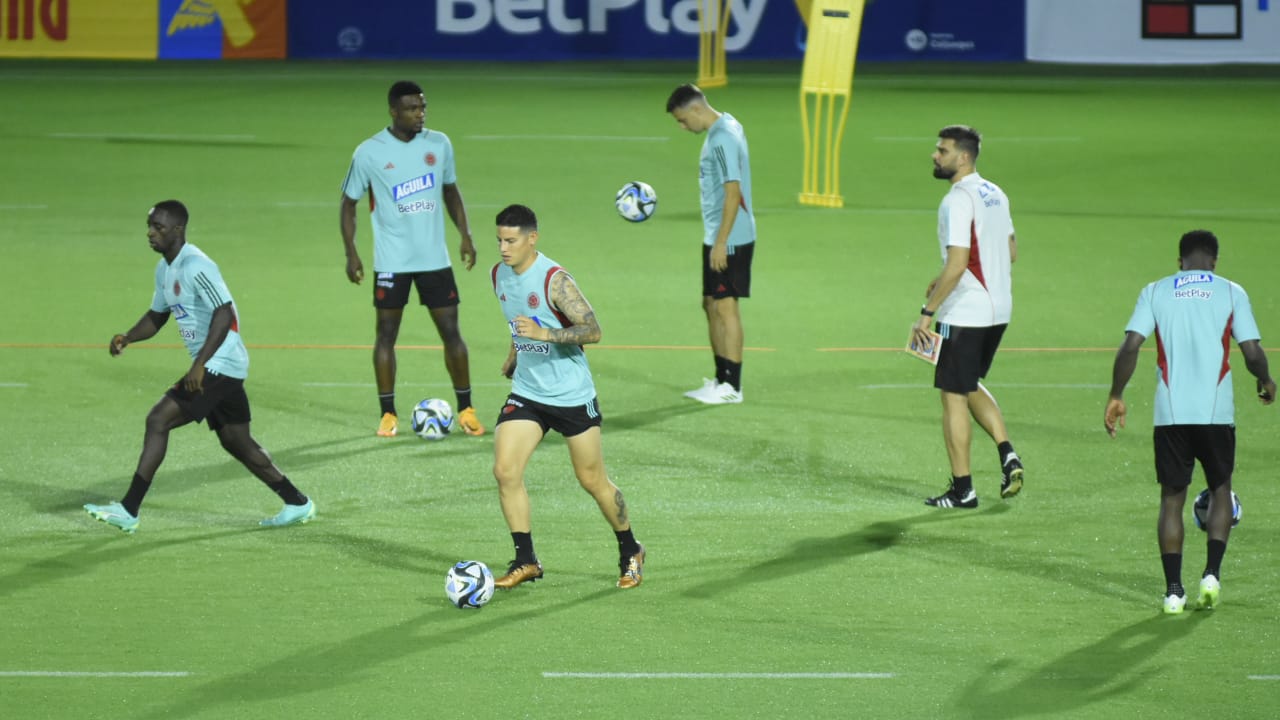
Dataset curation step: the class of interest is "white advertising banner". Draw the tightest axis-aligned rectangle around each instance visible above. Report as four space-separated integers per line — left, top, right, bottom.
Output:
1027 0 1280 64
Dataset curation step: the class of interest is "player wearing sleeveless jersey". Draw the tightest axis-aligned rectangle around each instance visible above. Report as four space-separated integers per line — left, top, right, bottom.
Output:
1105 230 1274 614
84 201 314 533
340 80 484 438
667 83 756 405
487 204 645 591
911 125 1025 510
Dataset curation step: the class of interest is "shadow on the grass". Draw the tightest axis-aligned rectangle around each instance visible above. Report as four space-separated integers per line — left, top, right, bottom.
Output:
605 401 717 431
132 585 620 720
680 505 1002 599
953 613 1210 719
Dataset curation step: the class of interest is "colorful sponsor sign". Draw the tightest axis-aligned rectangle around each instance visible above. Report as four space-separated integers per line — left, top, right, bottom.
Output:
0 0 284 59
1143 0 1242 39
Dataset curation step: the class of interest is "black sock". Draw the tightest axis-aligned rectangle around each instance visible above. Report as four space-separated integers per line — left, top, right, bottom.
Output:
713 355 729 385
120 473 151 517
512 532 536 563
997 441 1016 466
951 475 973 495
267 476 308 506
1204 539 1227 579
723 360 742 392
454 387 473 412
379 393 396 416
614 528 640 557
1162 553 1184 596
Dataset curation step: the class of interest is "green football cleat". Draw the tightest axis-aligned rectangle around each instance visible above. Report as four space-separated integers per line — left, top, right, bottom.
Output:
1196 575 1220 610
260 499 315 528
1162 593 1186 615
84 502 139 534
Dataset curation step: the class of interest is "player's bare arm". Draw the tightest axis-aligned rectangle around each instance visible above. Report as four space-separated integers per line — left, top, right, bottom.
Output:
183 303 235 392
511 272 601 346
110 310 169 356
339 194 363 284
1009 232 1018 263
1240 339 1276 403
913 246 969 346
1104 331 1146 436
711 181 742 272
501 341 517 379
443 183 476 271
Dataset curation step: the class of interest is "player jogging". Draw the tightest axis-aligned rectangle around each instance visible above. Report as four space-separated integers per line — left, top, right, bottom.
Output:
488 204 645 591
1105 230 1274 614
84 200 315 533
340 80 484 438
911 125 1025 509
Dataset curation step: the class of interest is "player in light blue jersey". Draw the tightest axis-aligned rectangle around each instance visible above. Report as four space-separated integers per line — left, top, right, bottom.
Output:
340 80 484 439
487 204 645 591
84 201 315 533
668 84 755 405
1106 230 1274 614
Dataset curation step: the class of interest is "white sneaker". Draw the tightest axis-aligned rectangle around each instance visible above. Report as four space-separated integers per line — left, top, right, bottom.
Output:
1162 593 1186 615
683 378 717 399
1196 575 1220 610
688 381 743 405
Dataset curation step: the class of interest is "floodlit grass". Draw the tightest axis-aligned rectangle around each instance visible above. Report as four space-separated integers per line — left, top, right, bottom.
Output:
1 59 1278 719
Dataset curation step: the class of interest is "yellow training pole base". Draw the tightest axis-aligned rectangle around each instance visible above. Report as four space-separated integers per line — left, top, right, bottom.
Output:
698 74 728 88
798 192 844 208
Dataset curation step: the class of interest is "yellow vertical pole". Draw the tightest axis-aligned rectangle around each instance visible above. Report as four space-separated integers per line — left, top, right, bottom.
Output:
798 0 865 208
698 0 731 89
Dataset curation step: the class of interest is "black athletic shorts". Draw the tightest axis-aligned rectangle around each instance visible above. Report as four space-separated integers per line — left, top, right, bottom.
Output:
1153 424 1235 491
495 393 602 438
165 371 251 431
702 242 754 299
373 269 460 310
934 323 1007 394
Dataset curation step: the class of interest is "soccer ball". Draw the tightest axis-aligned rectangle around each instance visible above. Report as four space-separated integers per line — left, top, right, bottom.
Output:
410 398 454 440
445 560 495 609
1192 489 1242 531
615 181 657 222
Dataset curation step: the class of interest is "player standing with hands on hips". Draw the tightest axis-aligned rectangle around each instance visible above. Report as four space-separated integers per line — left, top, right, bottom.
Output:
1104 230 1274 614
84 201 315 533
911 125 1025 509
667 83 756 405
340 80 485 438
487 204 645 591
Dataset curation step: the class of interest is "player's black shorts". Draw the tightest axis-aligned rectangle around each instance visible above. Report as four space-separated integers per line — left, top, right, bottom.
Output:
495 393 602 438
164 371 251 432
702 242 754 299
934 323 1007 394
1153 424 1235 490
373 269 460 310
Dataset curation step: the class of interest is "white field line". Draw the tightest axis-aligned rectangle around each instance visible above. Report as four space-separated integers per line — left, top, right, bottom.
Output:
1248 675 1280 680
543 672 894 680
46 132 256 142
0 382 29 388
862 383 1107 390
0 671 190 678
465 134 668 142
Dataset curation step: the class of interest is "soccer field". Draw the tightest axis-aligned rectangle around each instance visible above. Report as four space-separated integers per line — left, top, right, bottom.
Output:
1 59 1278 719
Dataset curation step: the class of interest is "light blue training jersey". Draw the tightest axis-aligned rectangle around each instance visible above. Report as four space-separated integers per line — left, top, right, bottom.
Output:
1125 270 1261 425
491 253 596 407
150 243 250 379
341 127 458 273
699 112 756 249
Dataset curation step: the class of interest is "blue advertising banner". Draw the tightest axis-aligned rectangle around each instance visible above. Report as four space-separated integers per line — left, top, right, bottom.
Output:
287 0 1023 62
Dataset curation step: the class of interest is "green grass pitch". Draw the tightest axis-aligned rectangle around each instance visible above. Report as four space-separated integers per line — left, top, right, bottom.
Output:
1 59 1278 718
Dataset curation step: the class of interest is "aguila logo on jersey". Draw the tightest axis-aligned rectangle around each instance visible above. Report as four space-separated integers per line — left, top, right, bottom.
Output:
425 152 436 167
392 173 435 201
1175 273 1213 288
527 292 540 309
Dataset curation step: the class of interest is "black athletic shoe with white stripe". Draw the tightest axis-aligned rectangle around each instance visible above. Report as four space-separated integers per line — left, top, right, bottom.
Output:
1001 454 1024 499
925 484 978 509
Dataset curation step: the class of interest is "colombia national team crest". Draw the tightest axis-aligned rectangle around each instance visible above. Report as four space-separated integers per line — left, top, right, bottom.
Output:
425 152 436 167
526 292 540 310
173 281 182 295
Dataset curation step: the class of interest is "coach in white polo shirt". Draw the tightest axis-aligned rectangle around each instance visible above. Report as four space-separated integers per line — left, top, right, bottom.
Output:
910 125 1025 509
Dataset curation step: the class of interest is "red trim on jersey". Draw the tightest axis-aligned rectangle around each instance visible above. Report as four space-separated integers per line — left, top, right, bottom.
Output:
490 263 500 294
544 265 572 328
1155 327 1169 387
967 219 987 288
1219 314 1234 384
367 183 375 212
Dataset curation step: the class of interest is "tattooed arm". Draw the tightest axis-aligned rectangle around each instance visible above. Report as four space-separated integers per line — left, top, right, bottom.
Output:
510 270 603 346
